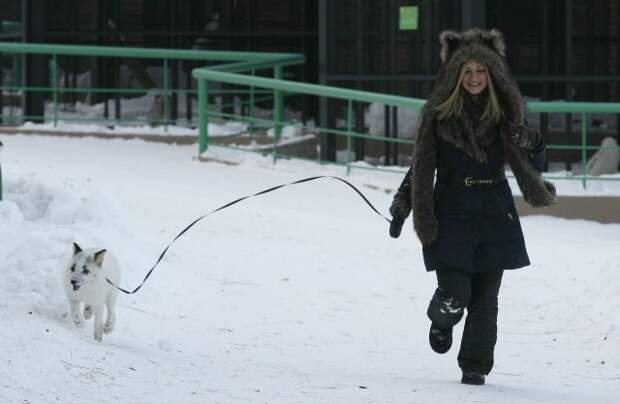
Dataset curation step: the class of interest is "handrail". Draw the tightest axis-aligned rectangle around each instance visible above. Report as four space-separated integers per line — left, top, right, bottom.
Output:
192 69 427 109
208 56 306 73
528 101 620 114
0 42 303 62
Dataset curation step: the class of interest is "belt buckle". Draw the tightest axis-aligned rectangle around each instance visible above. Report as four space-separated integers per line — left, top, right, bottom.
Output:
464 177 474 187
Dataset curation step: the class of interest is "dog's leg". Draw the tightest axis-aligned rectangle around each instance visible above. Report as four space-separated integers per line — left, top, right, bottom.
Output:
69 300 84 328
103 291 117 334
84 305 93 320
93 307 105 342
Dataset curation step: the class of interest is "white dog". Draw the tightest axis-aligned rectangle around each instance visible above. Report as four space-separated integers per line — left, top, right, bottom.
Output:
63 242 120 342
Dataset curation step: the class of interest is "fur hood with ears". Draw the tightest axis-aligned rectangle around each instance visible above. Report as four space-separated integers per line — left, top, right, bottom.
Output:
409 28 556 246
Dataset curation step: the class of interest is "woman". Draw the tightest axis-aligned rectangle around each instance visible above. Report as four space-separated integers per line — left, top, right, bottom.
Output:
389 29 556 385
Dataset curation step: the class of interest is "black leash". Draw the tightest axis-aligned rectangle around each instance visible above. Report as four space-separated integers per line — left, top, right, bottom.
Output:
107 175 392 295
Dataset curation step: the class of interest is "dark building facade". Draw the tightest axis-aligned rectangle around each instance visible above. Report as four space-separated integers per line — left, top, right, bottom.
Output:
322 0 620 102
1 0 619 164
3 1 619 103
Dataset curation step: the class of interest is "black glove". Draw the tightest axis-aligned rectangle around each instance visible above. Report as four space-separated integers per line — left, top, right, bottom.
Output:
508 124 542 152
389 191 411 238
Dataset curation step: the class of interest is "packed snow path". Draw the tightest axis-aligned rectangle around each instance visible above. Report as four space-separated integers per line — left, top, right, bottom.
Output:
0 134 618 403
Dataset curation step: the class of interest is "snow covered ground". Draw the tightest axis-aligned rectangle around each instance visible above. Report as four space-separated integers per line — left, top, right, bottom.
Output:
0 134 619 404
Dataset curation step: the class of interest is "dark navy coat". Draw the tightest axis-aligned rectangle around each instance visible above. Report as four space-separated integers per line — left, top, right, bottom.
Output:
425 136 529 274
399 133 545 274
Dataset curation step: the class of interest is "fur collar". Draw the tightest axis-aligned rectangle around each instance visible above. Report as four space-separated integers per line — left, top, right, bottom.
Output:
436 90 498 163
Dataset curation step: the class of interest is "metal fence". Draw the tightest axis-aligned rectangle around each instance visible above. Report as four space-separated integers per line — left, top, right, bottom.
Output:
0 42 304 130
1 42 619 190
193 68 620 189
0 42 307 199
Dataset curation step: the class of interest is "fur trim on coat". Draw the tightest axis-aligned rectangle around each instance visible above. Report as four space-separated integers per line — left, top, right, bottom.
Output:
410 28 556 247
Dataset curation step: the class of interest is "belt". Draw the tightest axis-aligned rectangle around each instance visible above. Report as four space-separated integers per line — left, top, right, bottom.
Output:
437 169 506 189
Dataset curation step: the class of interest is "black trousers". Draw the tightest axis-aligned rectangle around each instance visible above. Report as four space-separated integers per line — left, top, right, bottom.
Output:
427 267 504 374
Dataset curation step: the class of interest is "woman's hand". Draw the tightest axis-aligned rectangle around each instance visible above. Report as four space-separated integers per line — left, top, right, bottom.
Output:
508 124 542 152
389 191 411 238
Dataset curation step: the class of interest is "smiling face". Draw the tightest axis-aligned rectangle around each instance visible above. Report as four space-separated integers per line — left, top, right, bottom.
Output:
461 60 488 95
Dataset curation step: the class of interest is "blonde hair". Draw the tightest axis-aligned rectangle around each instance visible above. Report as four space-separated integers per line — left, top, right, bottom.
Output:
435 61 503 123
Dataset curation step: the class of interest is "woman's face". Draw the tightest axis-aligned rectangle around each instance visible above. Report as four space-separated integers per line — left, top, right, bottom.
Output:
461 61 488 95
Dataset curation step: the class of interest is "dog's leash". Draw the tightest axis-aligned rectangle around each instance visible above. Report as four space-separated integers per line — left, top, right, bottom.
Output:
106 175 393 294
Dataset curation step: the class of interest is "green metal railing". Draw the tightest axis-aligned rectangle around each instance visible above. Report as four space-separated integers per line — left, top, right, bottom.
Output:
1 42 619 190
192 68 425 174
0 42 307 200
193 67 620 188
528 102 620 188
0 42 304 130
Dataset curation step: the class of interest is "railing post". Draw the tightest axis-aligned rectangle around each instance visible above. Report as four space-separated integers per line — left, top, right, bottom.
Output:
249 70 256 142
273 65 284 164
198 79 208 154
346 99 353 175
163 58 169 132
7 54 21 124
20 53 24 123
581 112 587 189
52 54 58 127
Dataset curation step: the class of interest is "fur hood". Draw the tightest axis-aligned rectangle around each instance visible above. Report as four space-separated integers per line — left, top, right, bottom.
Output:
432 28 523 125
409 28 556 247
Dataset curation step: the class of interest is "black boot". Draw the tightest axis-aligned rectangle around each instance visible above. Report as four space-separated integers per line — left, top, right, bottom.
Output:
429 323 452 354
461 371 485 385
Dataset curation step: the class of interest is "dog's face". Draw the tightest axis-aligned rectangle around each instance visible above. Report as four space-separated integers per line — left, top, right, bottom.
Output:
67 243 107 291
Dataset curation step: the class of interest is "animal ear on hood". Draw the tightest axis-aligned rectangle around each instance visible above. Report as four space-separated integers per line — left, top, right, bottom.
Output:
94 249 107 267
439 30 463 63
73 242 82 256
479 29 507 57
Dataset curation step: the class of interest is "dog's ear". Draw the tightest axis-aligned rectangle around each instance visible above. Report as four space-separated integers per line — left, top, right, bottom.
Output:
73 242 82 256
93 249 107 267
